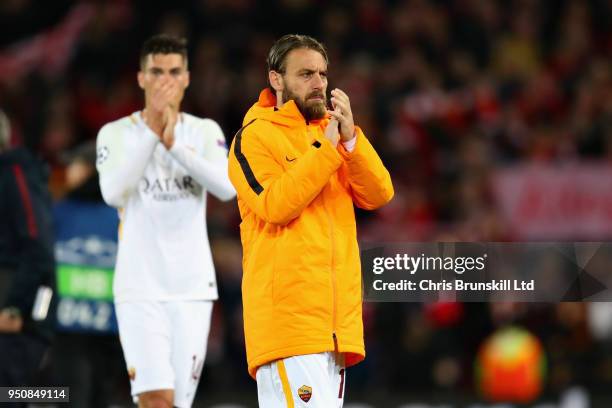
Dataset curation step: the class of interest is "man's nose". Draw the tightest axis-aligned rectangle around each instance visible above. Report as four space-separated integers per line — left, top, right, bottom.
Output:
311 72 325 89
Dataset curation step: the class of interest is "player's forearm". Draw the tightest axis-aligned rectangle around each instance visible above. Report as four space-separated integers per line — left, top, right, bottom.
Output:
99 146 156 206
169 142 236 201
98 127 158 207
229 137 342 225
340 129 394 209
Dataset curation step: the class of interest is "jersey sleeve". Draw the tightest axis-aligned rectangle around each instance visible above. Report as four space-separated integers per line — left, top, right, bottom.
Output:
337 127 394 210
96 120 158 208
168 118 236 202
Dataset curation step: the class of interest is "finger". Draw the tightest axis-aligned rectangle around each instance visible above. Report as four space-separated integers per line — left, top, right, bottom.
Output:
160 88 177 106
168 109 178 122
327 110 346 123
167 88 180 107
330 92 350 113
330 96 347 110
160 80 175 95
331 88 350 104
161 80 176 93
330 98 351 117
330 91 351 109
152 79 164 91
167 81 181 98
163 107 176 124
158 80 175 97
159 89 172 103
152 88 170 108
155 78 171 95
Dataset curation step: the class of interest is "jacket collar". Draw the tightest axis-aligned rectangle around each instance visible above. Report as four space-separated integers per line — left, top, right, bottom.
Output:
243 88 328 128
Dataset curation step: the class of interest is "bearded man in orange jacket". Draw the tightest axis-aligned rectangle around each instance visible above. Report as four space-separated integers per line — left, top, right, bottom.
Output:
228 34 394 407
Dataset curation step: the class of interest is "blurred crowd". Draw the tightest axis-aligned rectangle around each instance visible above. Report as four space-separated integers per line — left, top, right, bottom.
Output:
1 0 612 405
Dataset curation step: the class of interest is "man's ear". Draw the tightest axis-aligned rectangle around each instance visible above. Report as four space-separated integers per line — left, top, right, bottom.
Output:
268 71 284 93
137 71 145 90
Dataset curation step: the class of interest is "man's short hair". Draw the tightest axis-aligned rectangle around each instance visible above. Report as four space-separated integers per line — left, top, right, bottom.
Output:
0 110 11 151
267 34 328 74
140 34 188 69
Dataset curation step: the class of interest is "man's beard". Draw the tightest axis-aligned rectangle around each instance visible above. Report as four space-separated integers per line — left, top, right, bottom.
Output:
282 88 327 122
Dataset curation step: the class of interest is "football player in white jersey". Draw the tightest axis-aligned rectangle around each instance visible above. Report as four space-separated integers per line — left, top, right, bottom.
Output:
96 34 236 408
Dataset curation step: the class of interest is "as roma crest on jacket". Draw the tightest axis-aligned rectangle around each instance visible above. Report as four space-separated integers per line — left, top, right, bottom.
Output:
298 385 312 402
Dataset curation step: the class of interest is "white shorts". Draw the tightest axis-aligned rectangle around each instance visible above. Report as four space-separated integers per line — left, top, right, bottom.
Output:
256 352 346 408
115 300 213 408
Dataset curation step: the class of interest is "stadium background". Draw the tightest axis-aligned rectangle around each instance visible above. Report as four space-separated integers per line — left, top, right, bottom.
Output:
1 0 612 406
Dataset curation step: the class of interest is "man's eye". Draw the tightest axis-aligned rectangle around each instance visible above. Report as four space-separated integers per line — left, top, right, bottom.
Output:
302 73 313 79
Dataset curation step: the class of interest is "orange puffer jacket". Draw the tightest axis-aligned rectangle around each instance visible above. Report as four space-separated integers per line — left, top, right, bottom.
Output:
228 89 394 378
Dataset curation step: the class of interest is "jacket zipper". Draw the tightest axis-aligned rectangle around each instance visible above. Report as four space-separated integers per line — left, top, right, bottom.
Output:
314 125 339 350
330 207 338 351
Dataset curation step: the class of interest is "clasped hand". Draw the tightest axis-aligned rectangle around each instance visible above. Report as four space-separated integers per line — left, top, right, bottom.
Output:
143 78 179 149
324 88 355 147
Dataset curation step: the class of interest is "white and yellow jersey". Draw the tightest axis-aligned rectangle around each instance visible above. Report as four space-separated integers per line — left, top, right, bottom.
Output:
96 111 235 302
